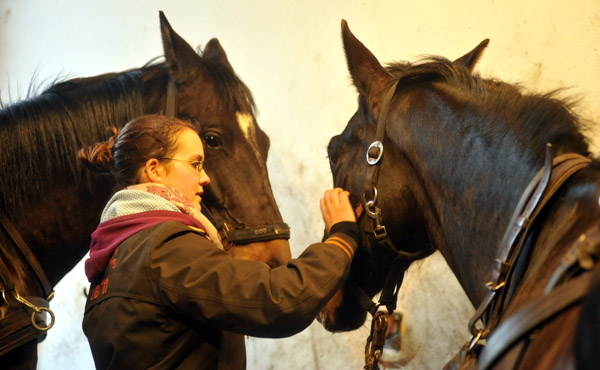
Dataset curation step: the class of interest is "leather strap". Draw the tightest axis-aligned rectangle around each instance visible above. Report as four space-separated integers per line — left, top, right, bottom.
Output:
468 149 591 339
478 270 593 369
221 222 291 244
0 213 52 299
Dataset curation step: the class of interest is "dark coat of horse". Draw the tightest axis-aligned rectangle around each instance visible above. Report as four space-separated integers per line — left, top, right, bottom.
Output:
0 12 290 369
321 21 600 369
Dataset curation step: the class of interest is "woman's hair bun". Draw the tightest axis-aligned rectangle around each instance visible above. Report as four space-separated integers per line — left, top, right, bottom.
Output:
77 126 118 173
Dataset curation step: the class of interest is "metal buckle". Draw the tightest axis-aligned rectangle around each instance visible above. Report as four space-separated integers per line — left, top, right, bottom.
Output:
366 141 384 165
486 280 506 291
374 225 388 240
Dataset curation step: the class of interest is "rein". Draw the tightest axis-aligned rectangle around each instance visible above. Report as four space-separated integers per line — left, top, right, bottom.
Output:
164 78 291 245
0 213 55 356
351 80 433 370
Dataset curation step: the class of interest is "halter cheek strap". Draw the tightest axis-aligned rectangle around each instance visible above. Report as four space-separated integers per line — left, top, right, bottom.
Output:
353 79 434 370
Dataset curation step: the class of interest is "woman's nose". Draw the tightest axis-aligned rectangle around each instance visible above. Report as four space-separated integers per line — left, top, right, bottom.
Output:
199 170 210 185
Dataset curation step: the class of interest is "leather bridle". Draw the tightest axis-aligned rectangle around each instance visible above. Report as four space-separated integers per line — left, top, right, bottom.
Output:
165 78 291 245
347 79 434 370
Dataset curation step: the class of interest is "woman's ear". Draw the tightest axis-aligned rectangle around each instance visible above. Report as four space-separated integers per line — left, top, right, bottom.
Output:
144 158 163 183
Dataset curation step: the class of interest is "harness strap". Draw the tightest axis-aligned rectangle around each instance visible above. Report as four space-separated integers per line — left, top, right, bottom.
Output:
468 148 591 340
545 223 600 292
0 213 53 299
478 270 594 370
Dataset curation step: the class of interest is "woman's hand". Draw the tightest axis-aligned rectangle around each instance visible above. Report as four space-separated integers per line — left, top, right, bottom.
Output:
320 188 356 234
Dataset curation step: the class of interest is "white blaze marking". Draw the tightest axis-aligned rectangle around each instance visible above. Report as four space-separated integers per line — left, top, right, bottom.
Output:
236 112 263 161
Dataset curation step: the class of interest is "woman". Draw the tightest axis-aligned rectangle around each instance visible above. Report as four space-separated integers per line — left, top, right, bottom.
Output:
78 115 358 369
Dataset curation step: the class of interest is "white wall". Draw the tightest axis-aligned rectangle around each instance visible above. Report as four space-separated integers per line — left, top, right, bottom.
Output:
1 1 599 369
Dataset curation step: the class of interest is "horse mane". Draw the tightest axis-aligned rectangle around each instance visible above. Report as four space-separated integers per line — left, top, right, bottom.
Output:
387 57 590 158
0 70 144 213
382 56 594 262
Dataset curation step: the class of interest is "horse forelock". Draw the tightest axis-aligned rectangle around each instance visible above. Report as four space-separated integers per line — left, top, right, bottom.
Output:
0 70 144 213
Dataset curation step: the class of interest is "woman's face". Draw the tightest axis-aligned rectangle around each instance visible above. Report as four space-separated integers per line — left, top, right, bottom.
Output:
159 128 210 210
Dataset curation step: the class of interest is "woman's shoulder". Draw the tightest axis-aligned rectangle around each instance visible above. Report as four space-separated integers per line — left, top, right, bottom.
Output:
148 221 212 244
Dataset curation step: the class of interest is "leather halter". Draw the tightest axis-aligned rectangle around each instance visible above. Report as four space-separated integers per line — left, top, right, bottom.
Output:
349 79 434 370
164 78 291 245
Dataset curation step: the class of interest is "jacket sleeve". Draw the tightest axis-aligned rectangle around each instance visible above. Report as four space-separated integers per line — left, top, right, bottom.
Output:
146 222 358 338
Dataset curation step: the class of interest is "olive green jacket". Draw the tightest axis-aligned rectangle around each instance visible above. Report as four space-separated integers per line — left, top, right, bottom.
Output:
82 221 357 369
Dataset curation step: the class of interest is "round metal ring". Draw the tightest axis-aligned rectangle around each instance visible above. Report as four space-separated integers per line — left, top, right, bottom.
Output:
31 306 55 331
365 200 377 219
366 141 384 165
363 187 378 219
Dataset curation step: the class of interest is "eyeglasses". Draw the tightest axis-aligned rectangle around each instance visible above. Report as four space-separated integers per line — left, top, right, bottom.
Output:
160 157 204 174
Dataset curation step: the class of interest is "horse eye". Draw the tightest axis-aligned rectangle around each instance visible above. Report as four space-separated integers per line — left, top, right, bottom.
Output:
203 133 222 149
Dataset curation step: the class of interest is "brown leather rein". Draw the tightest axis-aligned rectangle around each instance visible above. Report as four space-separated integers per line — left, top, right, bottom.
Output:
165 78 291 245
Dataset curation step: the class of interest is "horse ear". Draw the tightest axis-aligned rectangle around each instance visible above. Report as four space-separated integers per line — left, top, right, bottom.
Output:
453 39 489 71
203 38 234 71
159 11 202 83
341 20 391 107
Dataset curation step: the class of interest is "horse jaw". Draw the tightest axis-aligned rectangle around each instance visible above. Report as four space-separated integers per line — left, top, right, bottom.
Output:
226 239 291 269
319 285 369 332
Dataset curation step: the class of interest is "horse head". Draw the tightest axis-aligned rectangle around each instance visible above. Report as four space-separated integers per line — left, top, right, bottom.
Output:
0 13 291 369
320 21 490 331
157 12 291 267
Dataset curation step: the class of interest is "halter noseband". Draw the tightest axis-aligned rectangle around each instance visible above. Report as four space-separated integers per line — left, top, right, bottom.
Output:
165 78 291 245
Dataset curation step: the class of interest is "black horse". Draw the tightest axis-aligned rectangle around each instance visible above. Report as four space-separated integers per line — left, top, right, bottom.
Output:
0 12 290 370
321 20 600 369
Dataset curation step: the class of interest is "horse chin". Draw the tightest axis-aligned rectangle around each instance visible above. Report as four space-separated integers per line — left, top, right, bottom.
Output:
318 287 369 332
226 239 292 268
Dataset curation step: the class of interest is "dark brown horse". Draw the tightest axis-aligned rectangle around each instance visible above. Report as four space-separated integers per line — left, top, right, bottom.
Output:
0 12 290 370
321 20 600 369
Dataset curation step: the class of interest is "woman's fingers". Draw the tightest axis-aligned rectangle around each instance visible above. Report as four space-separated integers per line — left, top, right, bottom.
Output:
320 188 356 233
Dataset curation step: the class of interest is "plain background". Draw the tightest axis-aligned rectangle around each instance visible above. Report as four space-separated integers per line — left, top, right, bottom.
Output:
1 1 599 369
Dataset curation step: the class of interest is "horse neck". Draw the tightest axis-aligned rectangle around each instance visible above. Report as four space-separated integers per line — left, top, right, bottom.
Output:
0 68 147 288
407 137 544 306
